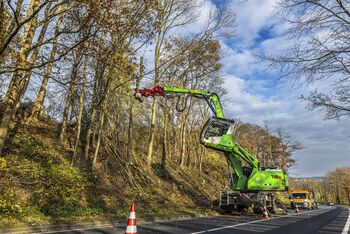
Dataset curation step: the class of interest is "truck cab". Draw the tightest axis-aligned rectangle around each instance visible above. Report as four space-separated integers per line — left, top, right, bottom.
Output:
290 189 318 210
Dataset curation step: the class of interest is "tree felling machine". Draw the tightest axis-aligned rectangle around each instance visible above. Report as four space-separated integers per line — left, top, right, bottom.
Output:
134 86 289 214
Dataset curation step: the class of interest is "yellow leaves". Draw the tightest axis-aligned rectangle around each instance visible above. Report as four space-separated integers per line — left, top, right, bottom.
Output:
0 187 23 216
207 153 221 163
0 157 6 168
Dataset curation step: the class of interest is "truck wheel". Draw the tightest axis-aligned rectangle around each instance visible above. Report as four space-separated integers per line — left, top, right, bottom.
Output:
237 205 248 213
220 205 234 214
253 207 263 214
212 200 220 209
267 207 275 214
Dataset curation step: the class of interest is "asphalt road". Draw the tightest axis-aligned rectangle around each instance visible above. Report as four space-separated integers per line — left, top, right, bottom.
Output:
32 206 350 234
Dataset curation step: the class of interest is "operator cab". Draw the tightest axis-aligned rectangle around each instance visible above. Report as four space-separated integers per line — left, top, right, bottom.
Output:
200 117 235 146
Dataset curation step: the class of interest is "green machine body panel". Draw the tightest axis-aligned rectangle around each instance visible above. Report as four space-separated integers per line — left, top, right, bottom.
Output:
247 169 289 191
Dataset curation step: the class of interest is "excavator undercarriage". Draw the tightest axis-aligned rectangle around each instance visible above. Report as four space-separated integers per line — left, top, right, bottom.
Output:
219 191 289 215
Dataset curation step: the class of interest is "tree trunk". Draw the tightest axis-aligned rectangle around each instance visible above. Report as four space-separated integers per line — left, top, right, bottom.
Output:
199 106 208 174
180 98 194 167
28 8 63 122
127 94 135 161
84 106 95 158
0 1 4 41
167 111 173 160
199 148 205 174
335 185 341 204
346 187 350 205
2 0 40 106
161 99 168 169
14 3 51 121
7 0 24 32
171 108 177 160
186 134 191 168
18 13 50 89
146 29 162 167
59 52 80 142
0 0 24 62
186 114 197 168
91 65 110 168
72 55 87 164
146 98 157 166
92 110 105 168
180 112 187 167
127 57 143 161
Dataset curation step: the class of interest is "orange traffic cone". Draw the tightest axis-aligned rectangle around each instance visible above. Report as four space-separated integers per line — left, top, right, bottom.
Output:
295 204 299 213
125 203 137 234
263 206 270 219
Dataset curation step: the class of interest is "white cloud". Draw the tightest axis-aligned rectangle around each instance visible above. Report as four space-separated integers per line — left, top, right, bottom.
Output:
229 0 279 48
223 75 287 119
221 43 257 76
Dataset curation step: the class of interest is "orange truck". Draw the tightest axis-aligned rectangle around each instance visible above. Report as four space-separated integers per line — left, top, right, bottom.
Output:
290 189 318 210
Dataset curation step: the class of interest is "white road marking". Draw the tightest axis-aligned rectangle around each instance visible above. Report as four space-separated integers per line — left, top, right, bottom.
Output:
190 208 326 234
342 208 350 234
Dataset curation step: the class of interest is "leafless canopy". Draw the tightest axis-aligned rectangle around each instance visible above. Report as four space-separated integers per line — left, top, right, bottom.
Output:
264 0 350 119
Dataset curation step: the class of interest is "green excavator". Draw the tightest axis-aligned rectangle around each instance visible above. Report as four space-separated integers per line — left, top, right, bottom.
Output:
134 86 289 213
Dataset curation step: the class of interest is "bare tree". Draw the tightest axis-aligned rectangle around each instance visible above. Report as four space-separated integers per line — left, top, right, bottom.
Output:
0 0 49 57
145 0 199 167
145 1 235 167
71 54 88 164
265 0 350 119
0 0 41 155
28 5 65 122
235 122 298 171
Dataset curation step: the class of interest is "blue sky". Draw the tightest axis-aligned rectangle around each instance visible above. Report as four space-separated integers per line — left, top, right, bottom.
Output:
204 0 350 177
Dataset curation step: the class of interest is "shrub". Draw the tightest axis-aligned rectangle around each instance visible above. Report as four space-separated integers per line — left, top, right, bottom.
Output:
0 186 23 217
31 164 87 217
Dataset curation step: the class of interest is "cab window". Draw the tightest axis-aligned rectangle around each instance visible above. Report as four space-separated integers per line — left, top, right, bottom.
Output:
291 193 307 199
203 120 230 139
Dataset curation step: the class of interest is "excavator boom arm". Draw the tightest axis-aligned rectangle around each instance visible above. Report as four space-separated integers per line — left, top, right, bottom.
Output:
135 86 224 118
163 87 224 118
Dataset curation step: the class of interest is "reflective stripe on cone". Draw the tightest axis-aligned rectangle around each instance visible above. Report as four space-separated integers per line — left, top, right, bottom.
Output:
125 203 137 234
263 206 270 219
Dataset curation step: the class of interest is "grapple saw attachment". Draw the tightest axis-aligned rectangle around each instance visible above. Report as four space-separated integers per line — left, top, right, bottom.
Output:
134 86 165 102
